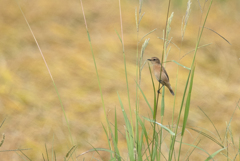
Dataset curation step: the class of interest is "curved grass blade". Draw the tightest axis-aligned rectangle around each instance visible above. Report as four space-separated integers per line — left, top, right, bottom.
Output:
137 114 151 156
180 43 212 60
135 80 153 114
77 148 123 160
117 92 134 160
66 146 78 161
147 63 156 113
138 29 157 44
102 123 114 159
178 65 195 161
181 65 195 136
171 60 191 70
0 133 5 147
176 141 213 159
185 139 201 161
16 0 74 144
198 106 222 142
143 117 175 136
187 127 224 148
115 108 118 146
205 147 226 161
203 27 231 45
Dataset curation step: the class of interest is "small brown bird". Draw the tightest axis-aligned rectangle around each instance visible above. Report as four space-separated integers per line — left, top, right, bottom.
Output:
148 57 174 96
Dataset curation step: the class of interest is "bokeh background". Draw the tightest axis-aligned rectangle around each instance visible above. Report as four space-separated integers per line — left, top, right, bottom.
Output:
0 0 239 160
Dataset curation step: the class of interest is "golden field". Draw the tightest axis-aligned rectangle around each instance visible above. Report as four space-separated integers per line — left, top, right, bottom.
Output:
0 0 240 160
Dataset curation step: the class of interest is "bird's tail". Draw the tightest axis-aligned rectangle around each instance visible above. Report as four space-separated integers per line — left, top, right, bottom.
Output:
168 86 175 96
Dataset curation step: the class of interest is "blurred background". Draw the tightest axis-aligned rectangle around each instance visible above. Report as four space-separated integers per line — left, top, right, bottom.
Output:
0 0 239 160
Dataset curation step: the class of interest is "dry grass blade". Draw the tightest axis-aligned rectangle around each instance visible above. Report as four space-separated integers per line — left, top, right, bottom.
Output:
16 0 74 145
180 43 212 60
0 148 32 152
198 106 222 141
223 99 240 144
185 139 201 161
19 149 32 161
0 118 6 129
0 133 5 147
157 37 180 50
187 127 224 148
138 28 157 44
204 27 231 45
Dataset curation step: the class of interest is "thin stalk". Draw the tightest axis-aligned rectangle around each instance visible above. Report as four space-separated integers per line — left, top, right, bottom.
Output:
118 0 134 143
135 7 140 147
79 0 113 158
168 0 213 160
151 0 171 160
16 1 73 145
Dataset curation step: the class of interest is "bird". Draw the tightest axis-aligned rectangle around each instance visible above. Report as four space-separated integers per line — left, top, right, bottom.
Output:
148 57 174 96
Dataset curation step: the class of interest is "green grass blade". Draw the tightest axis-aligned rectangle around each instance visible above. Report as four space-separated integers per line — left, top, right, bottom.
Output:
137 115 151 156
143 117 175 136
169 0 213 159
115 108 118 146
42 153 46 161
181 65 195 136
118 0 133 135
205 148 226 161
168 69 191 160
137 130 144 161
45 144 49 161
171 60 191 70
101 123 113 159
117 93 132 133
65 145 76 158
176 141 212 158
115 30 123 44
66 146 78 161
161 87 165 116
117 92 134 160
148 63 157 110
135 80 153 114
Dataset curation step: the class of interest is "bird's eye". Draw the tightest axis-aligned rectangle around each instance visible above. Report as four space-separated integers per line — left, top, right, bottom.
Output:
153 59 156 61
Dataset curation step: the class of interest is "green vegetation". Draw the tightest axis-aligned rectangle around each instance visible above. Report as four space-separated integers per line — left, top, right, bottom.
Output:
0 0 239 160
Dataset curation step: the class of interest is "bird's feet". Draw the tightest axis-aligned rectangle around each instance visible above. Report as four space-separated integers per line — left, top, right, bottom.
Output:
157 85 164 94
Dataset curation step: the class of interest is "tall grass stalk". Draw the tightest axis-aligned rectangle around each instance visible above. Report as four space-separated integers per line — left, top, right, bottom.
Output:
79 0 114 159
171 0 191 133
150 0 172 160
118 0 134 141
168 0 213 160
16 0 74 145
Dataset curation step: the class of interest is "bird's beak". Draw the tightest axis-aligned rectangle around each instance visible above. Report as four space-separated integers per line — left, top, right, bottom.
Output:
147 59 151 61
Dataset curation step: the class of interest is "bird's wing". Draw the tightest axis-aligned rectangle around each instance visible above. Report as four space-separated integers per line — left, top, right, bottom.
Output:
162 67 169 81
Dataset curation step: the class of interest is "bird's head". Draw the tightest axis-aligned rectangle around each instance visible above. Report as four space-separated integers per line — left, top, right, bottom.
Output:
148 57 161 64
